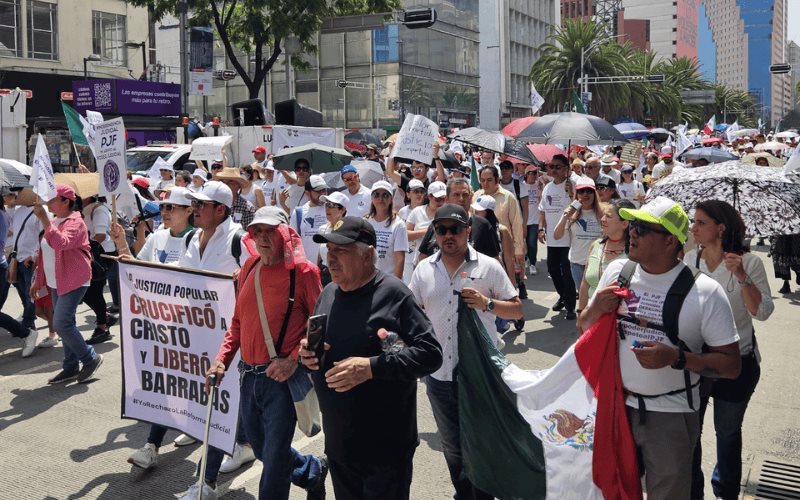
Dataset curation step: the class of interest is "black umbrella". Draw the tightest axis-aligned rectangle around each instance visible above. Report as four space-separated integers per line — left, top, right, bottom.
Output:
514 112 628 146
448 127 506 154
437 149 462 171
503 139 540 165
647 128 674 143
680 147 738 163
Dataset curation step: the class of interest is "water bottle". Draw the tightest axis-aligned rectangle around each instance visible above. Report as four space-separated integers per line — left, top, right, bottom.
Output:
377 328 406 353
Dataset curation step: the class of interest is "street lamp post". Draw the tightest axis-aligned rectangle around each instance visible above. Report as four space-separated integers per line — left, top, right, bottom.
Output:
125 41 147 80
579 34 625 109
83 54 102 80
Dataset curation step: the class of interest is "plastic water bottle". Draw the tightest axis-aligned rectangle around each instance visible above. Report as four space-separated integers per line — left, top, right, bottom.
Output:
377 328 406 353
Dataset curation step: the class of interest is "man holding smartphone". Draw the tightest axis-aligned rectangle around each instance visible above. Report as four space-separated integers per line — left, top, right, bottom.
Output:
299 217 442 500
207 206 328 500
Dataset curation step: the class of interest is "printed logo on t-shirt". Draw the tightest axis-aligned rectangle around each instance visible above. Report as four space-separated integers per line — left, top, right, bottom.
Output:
546 195 553 205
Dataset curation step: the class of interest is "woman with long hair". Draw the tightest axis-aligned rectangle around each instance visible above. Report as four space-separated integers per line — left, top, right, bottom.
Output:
685 200 774 500
404 181 446 282
365 180 408 279
553 176 604 291
238 164 266 208
31 185 103 384
578 198 634 312
316 191 348 286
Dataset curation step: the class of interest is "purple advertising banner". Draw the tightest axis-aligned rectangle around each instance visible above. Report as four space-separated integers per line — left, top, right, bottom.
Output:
72 79 181 116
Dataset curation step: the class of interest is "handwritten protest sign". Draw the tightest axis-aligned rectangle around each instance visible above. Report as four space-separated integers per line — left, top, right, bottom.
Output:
190 136 232 162
30 134 57 201
119 260 240 454
390 114 438 164
94 117 127 196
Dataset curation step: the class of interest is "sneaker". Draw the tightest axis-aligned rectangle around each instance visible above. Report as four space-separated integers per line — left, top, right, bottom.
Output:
21 329 39 358
127 443 158 469
173 433 197 447
529 265 537 275
106 314 118 328
38 336 59 348
565 310 577 320
86 328 112 345
307 454 328 500
108 304 120 314
552 299 565 312
48 368 80 384
513 319 525 331
178 481 218 500
219 442 256 473
77 354 104 383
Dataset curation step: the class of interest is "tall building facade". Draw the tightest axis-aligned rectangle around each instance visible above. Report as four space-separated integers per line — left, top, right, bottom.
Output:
618 0 698 61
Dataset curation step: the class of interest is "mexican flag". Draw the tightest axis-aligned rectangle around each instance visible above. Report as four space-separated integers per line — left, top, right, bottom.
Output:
702 115 716 136
457 303 641 499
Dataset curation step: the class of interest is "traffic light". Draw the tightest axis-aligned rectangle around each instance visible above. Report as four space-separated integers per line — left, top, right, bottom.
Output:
403 8 437 29
770 64 792 74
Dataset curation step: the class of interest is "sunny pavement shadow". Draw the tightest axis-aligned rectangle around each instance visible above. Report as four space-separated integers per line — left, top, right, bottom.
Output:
0 383 89 432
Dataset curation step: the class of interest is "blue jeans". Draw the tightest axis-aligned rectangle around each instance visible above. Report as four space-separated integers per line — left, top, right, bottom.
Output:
238 370 320 499
570 262 585 290
14 261 36 328
0 261 9 309
525 224 539 265
425 376 493 500
51 286 96 371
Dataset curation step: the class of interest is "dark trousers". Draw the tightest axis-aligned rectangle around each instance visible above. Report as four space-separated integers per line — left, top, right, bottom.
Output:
329 456 413 500
82 278 108 326
525 224 539 264
546 246 576 312
426 376 494 500
14 261 36 328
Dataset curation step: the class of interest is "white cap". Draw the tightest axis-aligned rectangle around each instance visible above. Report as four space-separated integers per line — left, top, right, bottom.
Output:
250 206 289 226
427 181 447 198
660 145 673 154
307 174 328 192
186 180 234 208
191 171 207 180
471 194 496 212
320 191 349 207
156 186 192 206
408 179 425 191
262 160 275 171
371 180 395 194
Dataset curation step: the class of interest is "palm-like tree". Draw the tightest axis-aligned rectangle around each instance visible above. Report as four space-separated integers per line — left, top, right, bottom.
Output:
441 86 479 110
401 78 432 115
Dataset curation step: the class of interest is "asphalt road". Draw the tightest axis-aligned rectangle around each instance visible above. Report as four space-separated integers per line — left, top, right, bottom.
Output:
0 247 798 499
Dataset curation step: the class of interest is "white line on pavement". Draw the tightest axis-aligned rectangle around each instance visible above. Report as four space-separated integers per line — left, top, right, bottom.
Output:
0 361 61 383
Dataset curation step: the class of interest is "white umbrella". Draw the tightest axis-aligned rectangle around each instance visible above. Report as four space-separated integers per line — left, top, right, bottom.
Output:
755 141 789 153
0 158 32 176
320 159 385 191
774 131 799 140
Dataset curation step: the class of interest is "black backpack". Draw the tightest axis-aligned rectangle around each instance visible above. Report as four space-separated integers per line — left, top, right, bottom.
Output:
616 260 702 418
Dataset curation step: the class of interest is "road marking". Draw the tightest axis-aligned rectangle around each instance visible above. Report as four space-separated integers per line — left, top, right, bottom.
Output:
0 361 61 384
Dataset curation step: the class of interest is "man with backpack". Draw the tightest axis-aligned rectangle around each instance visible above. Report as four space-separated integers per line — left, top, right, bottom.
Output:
577 196 741 500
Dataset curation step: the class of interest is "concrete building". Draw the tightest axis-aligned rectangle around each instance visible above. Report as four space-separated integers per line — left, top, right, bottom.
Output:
0 0 149 117
699 0 747 90
618 0 698 62
789 41 800 114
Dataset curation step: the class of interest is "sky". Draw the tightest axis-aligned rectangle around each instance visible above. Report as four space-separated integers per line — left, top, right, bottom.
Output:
790 0 800 47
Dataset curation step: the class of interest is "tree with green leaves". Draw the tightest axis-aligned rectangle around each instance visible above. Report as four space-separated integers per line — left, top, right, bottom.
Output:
127 0 400 99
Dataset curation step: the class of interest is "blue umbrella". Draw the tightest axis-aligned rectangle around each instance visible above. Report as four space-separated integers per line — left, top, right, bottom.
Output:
614 122 650 140
680 147 739 163
715 123 730 132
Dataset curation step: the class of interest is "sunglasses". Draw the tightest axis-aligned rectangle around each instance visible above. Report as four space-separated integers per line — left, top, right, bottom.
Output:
629 220 672 238
191 200 219 209
371 191 392 199
159 204 183 212
596 185 612 191
211 164 223 170
576 189 594 195
325 202 344 209
294 166 311 172
342 175 357 182
434 224 466 236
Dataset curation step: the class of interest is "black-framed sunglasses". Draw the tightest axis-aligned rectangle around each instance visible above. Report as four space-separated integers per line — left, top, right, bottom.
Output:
191 200 219 209
576 189 594 196
596 185 612 191
629 220 672 238
325 202 344 209
371 191 392 199
211 164 224 170
434 224 466 236
294 166 311 172
159 204 181 212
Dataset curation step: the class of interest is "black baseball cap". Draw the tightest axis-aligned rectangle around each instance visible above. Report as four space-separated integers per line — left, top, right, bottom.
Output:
433 204 469 226
595 175 617 189
313 216 377 246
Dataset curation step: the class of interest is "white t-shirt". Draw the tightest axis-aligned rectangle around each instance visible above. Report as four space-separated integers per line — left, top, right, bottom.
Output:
344 184 372 218
282 183 307 212
568 210 602 265
83 202 116 252
366 216 409 276
138 227 193 265
290 203 327 265
601 167 621 184
538 181 572 247
591 259 739 412
524 181 542 225
618 180 646 207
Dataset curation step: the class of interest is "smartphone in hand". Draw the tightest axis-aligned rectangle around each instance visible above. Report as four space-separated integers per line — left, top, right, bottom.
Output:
306 314 327 358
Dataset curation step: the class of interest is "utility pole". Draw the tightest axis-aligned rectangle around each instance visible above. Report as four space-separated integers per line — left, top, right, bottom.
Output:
179 0 188 114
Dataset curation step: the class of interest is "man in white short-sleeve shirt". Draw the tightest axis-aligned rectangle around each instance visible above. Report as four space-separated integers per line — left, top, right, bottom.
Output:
339 164 371 218
578 196 740 500
409 203 521 500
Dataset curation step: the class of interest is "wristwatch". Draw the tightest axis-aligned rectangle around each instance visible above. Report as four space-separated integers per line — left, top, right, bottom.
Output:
738 274 755 287
538 228 546 233
671 347 687 370
486 298 496 312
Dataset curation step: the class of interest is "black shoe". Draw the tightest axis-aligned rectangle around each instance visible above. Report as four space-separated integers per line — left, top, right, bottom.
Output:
108 304 120 314
518 282 528 300
513 319 525 331
106 314 118 328
48 368 80 385
307 454 328 500
565 310 577 320
552 299 565 312
779 282 792 294
77 354 104 383
86 328 112 345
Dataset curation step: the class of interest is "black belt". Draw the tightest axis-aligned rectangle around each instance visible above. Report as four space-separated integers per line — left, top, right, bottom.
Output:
238 360 269 375
624 378 701 425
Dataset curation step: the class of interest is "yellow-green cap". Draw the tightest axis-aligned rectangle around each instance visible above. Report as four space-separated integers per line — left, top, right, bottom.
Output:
619 196 689 244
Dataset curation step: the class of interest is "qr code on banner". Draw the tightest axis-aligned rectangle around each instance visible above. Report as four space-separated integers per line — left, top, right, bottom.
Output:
93 83 112 108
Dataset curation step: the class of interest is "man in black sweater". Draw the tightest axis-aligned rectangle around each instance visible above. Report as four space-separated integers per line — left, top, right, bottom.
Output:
299 217 443 500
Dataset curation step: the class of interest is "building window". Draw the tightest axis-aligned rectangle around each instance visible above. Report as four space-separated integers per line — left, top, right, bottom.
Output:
27 0 57 60
0 0 21 57
92 10 126 65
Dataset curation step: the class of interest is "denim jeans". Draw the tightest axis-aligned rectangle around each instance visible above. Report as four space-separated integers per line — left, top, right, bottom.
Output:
0 311 29 338
14 261 36 328
238 370 320 499
0 261 9 310
425 376 493 500
546 246 576 312
51 286 95 371
570 262 585 290
525 224 539 265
